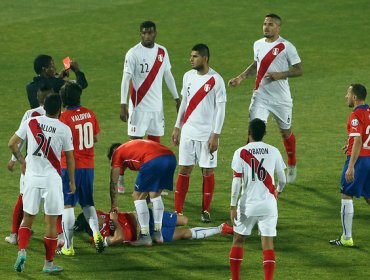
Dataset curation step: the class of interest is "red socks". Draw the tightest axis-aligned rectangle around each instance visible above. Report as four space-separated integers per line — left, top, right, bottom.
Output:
147 135 160 143
229 246 243 280
283 133 296 166
44 236 58 261
263 249 275 280
11 194 23 234
18 226 32 250
174 174 190 213
202 174 215 212
56 215 63 235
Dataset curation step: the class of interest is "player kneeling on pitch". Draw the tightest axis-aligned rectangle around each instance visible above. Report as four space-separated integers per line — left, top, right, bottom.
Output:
74 209 233 246
228 118 286 280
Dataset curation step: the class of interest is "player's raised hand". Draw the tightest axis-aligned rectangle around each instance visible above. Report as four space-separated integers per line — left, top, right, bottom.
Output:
228 76 242 87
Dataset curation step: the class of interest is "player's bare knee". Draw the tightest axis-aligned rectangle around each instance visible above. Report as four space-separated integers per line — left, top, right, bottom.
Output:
232 233 245 246
179 165 192 175
202 168 214 176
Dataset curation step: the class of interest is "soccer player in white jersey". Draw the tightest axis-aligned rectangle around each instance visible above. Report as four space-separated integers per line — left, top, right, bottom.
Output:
229 13 303 184
172 43 227 223
119 20 180 194
8 94 75 273
228 118 286 280
5 85 53 245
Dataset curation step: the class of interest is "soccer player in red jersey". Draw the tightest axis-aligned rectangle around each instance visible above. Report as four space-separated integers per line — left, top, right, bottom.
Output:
229 14 303 184
108 140 176 246
74 210 233 246
330 84 370 247
58 82 103 255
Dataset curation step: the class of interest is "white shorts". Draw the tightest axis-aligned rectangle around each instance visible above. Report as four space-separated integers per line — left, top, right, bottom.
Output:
178 136 217 168
249 96 292 130
233 212 277 237
128 110 164 137
22 174 64 216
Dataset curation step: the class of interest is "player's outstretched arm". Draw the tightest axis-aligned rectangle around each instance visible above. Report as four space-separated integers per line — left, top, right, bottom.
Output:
110 167 120 209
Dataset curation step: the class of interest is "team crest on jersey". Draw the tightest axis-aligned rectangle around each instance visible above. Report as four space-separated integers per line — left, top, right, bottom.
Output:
204 84 211 92
351 119 359 126
272 48 280 56
158 54 163 62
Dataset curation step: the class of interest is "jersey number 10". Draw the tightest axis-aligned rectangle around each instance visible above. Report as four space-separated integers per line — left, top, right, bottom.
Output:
75 122 94 150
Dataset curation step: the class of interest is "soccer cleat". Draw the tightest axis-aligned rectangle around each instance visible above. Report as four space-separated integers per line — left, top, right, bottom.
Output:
329 235 354 247
152 230 164 244
43 262 63 273
93 232 105 253
5 233 17 245
60 246 75 256
130 234 152 246
220 223 234 235
118 186 125 194
14 250 26 272
201 211 211 223
286 165 297 183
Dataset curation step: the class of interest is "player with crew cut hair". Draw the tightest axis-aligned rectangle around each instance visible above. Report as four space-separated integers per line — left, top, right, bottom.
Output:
330 84 370 247
229 118 286 280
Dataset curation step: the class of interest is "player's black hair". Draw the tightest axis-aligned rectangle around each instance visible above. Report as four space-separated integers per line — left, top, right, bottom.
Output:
192 43 210 62
140 21 156 31
265 13 282 25
248 118 266 141
33 54 53 74
44 93 62 116
60 81 82 107
350 83 367 100
37 83 54 105
107 143 122 161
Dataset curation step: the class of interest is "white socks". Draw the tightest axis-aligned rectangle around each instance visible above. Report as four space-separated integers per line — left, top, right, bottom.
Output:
190 226 221 239
83 206 100 236
62 208 75 248
150 196 164 231
134 199 150 235
341 199 354 240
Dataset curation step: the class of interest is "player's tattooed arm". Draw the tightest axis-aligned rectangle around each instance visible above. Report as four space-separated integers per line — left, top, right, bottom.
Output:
110 167 120 211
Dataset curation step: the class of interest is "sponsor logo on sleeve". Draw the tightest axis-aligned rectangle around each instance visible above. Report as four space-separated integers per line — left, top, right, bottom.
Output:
351 119 359 126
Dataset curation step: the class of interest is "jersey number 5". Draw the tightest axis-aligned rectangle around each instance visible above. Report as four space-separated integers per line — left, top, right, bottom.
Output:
250 158 267 181
75 122 94 150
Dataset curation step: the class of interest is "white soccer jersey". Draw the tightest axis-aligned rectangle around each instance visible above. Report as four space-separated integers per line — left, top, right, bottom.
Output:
16 115 73 178
11 106 46 162
253 36 301 103
123 42 171 112
177 68 227 141
232 141 286 216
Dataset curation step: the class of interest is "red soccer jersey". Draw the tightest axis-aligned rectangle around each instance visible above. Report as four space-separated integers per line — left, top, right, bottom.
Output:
111 139 174 172
96 210 137 242
347 104 370 156
60 106 100 168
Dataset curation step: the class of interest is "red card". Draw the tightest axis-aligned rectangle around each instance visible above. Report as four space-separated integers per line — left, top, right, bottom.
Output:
63 57 71 70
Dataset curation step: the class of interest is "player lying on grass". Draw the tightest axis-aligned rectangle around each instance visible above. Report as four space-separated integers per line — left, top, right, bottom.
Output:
73 209 233 247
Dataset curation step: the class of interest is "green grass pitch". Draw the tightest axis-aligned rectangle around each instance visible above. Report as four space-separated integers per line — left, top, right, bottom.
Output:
1 0 370 279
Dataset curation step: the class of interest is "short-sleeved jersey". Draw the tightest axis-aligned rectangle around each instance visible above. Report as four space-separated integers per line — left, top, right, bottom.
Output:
11 106 46 162
60 106 100 168
179 68 227 141
253 36 301 103
16 115 73 177
232 141 286 216
346 104 370 156
111 139 174 172
97 210 137 242
123 42 171 112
